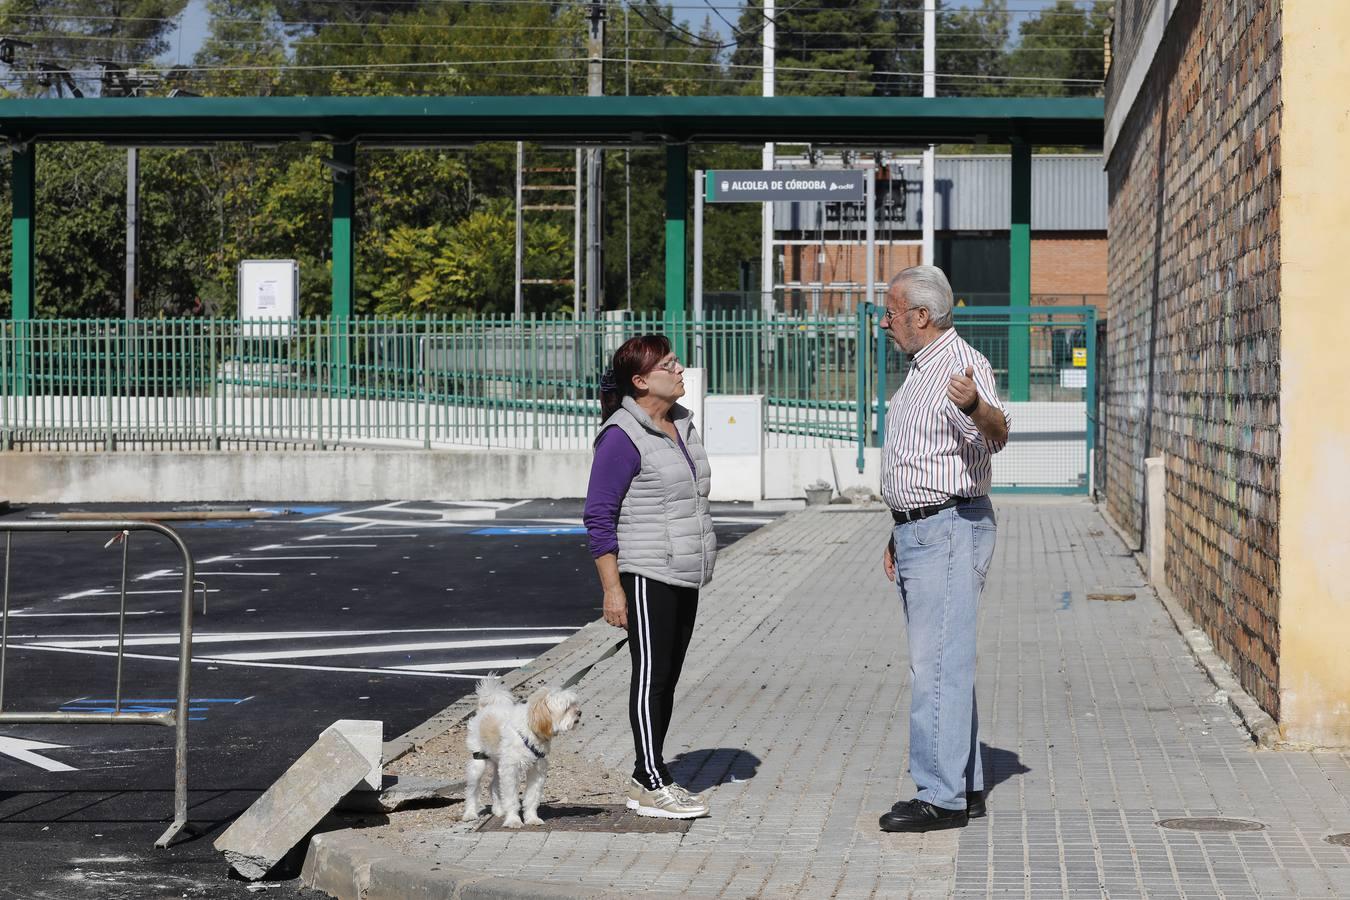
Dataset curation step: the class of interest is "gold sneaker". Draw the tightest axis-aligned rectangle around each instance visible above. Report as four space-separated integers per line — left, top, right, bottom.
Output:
626 777 710 819
670 783 705 804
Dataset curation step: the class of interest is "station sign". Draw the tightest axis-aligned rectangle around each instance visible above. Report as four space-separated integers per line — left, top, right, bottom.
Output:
706 170 865 203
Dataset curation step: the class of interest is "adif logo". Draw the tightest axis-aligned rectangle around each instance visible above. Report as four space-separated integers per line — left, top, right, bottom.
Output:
721 180 729 192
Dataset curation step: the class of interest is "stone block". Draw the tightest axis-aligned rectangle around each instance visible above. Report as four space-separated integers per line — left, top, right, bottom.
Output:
326 719 382 791
214 727 372 880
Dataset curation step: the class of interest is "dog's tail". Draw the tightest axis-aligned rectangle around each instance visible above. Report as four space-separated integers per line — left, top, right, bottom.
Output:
473 676 512 710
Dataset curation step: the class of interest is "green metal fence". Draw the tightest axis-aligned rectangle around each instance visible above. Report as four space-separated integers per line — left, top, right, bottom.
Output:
1 309 1093 492
0 315 865 451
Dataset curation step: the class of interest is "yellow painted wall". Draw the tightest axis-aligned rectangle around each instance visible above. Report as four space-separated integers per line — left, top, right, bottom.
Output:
1279 1 1350 746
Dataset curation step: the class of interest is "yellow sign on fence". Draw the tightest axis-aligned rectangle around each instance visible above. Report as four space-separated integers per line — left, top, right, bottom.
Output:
1072 347 1087 368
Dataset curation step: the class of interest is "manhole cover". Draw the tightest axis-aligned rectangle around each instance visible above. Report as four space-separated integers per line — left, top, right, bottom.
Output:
1327 833 1350 847
1157 817 1265 833
475 803 692 834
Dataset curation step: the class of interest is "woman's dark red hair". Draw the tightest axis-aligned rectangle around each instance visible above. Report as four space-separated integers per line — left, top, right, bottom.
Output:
599 334 671 421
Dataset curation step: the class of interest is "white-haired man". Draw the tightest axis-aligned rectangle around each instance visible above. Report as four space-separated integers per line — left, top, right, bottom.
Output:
877 265 1010 833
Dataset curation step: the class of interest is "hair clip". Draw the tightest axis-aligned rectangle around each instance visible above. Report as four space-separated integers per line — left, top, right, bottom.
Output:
599 368 617 392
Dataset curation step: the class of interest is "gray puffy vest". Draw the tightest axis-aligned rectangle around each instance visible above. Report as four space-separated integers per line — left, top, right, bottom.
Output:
595 396 717 589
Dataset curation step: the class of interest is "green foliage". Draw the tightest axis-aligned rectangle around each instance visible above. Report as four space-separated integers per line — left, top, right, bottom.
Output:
368 198 572 316
1007 0 1110 97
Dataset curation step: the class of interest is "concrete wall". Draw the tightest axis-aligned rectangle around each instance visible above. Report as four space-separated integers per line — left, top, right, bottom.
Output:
0 450 595 504
1103 0 1283 717
1277 1 1350 747
0 448 885 505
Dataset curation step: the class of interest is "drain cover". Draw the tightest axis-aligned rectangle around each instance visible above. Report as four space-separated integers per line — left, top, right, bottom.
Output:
1157 817 1265 833
1327 833 1350 847
475 803 692 834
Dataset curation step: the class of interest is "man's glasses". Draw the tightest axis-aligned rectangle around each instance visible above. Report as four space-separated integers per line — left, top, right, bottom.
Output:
880 306 922 324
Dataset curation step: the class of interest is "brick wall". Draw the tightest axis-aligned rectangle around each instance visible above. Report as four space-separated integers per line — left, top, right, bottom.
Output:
1104 0 1282 716
1032 234 1108 297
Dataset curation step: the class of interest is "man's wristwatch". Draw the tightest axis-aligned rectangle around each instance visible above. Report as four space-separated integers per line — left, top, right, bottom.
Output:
960 396 979 416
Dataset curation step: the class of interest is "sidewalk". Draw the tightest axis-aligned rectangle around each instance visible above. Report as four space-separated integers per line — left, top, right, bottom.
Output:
302 499 1350 899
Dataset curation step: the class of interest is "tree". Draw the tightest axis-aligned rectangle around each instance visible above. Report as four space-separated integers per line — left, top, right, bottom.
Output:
730 0 894 96
1007 0 1110 97
0 0 190 96
935 0 1010 98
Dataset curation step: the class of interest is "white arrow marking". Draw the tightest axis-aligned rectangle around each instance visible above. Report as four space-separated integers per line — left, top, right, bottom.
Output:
0 736 77 772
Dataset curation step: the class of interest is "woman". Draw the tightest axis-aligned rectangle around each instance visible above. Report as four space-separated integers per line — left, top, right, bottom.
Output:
582 334 717 820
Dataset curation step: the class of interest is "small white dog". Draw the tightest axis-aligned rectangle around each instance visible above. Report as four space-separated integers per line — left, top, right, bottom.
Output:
461 677 582 828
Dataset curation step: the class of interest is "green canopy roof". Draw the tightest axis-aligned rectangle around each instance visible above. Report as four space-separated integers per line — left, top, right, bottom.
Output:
0 95 1103 147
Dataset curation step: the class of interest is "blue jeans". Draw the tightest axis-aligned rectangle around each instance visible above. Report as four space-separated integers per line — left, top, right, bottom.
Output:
892 496 997 810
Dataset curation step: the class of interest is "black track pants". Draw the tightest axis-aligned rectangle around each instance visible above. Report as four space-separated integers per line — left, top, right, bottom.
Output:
622 573 699 791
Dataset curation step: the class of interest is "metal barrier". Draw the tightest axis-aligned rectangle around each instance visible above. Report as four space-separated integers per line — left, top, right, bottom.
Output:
0 520 195 848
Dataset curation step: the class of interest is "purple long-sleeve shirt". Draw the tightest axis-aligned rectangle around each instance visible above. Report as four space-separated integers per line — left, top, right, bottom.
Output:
583 425 696 559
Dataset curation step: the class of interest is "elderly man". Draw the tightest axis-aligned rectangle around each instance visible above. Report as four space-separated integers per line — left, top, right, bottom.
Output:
877 265 1010 833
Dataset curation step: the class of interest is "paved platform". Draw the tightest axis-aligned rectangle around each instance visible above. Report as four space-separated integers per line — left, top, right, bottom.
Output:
302 499 1350 899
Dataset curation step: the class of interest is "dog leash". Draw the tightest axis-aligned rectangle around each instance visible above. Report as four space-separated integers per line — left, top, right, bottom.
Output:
560 637 629 689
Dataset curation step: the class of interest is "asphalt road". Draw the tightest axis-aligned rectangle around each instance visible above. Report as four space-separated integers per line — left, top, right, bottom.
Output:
0 499 778 899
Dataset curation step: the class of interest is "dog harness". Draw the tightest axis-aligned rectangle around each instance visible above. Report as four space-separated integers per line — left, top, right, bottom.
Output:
471 729 546 762
515 729 547 759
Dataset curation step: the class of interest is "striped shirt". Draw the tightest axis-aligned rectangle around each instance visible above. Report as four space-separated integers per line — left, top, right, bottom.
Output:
881 327 1011 511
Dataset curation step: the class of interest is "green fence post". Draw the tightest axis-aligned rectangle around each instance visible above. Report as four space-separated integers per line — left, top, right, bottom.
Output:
330 143 355 393
1085 306 1097 495
665 144 688 358
10 145 35 396
1009 138 1032 401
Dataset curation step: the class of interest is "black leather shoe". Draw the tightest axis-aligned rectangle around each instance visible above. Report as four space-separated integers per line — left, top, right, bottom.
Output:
967 791 986 819
879 799 969 832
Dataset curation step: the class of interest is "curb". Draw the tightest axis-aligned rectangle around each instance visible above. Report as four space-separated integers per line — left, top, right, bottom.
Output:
302 830 620 900
1095 503 1282 748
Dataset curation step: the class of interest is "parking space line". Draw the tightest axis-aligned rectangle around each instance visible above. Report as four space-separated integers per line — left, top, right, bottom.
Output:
5 610 163 618
216 635 569 662
59 588 221 600
394 658 535 672
32 627 577 650
13 643 481 679
252 543 375 550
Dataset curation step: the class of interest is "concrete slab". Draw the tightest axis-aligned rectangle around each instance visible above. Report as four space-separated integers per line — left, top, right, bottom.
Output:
326 719 382 791
214 727 372 880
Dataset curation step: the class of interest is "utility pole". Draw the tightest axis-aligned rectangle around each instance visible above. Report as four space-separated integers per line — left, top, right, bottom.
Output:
922 1 936 267
586 0 605 318
761 0 775 319
126 148 138 319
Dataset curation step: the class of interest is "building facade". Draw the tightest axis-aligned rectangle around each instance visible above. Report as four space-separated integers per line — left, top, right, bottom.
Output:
771 155 1107 314
1104 0 1349 745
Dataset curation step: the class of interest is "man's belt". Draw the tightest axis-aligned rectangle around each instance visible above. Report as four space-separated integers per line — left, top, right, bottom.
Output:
890 495 975 524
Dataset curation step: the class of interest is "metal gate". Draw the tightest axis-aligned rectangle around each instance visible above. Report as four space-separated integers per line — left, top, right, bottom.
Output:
859 305 1097 493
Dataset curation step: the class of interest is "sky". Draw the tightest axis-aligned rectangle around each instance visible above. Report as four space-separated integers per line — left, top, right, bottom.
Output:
159 0 1082 65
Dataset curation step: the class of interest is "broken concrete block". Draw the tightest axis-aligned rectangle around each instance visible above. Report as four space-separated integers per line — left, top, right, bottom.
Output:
214 728 372 880
325 719 382 791
336 774 466 814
